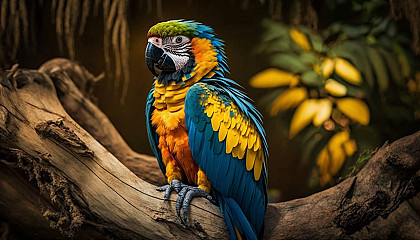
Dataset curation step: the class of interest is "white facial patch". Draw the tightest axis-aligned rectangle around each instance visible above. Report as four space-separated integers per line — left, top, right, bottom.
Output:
162 35 191 70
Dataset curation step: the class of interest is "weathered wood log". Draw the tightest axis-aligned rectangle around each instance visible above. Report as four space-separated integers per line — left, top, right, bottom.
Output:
0 66 226 239
39 58 165 186
0 60 419 239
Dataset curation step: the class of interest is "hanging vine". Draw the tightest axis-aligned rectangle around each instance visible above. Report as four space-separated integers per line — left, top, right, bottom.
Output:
0 0 130 104
0 0 29 65
51 0 130 104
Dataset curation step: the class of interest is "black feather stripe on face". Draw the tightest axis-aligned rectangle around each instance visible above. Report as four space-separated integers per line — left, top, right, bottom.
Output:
160 36 191 71
157 55 196 85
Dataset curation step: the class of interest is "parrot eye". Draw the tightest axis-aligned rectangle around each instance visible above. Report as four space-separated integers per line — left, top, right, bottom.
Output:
171 36 189 45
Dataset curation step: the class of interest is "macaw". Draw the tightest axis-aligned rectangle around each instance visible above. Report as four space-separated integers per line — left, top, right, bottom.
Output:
145 20 268 240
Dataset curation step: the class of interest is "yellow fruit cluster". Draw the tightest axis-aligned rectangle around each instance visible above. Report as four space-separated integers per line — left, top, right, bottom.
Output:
289 98 332 138
317 131 357 185
250 68 299 88
313 57 362 85
290 28 311 51
290 28 362 86
336 98 370 126
250 28 374 185
270 88 307 116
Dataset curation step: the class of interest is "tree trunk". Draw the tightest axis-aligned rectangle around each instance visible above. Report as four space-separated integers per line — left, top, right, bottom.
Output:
0 59 419 239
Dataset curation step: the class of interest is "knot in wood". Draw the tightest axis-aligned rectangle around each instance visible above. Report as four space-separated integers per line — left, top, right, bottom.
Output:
334 191 390 235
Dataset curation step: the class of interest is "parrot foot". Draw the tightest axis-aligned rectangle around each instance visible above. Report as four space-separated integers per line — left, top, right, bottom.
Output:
176 186 213 226
156 179 185 200
157 180 214 226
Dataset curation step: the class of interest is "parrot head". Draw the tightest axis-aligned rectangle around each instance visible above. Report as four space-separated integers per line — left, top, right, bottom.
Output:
145 20 228 84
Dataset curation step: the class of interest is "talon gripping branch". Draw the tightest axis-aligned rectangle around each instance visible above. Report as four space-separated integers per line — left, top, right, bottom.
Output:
145 20 268 240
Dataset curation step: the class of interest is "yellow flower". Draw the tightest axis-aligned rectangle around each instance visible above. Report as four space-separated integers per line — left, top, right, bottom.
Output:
317 131 357 186
289 99 319 138
289 98 332 138
270 88 307 116
250 68 299 88
335 58 362 85
290 28 311 51
325 78 347 97
313 99 332 126
336 98 370 126
316 58 335 78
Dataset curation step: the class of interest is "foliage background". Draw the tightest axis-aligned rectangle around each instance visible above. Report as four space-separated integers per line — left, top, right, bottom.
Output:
0 0 419 202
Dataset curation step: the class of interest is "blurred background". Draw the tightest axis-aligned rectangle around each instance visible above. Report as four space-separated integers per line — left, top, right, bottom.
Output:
1 0 419 202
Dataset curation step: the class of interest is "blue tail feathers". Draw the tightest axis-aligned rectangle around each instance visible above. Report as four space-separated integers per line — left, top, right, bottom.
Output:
213 190 258 240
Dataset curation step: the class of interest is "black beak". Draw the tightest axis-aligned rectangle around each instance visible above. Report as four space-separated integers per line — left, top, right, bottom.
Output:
145 42 176 76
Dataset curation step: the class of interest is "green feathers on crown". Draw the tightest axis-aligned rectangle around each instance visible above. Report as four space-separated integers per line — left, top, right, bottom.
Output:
147 21 196 38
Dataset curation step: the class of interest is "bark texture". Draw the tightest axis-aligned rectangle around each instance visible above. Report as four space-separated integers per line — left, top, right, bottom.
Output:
0 59 419 239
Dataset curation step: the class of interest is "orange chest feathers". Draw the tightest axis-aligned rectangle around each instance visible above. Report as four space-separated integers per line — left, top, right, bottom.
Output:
151 84 199 184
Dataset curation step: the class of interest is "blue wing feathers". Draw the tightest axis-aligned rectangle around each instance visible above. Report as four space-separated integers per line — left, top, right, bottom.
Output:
205 123 213 141
202 139 215 180
239 171 251 211
188 124 202 165
196 118 207 132
213 138 224 155
185 80 267 239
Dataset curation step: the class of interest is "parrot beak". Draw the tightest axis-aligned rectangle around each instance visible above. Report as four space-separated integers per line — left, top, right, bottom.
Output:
145 42 176 76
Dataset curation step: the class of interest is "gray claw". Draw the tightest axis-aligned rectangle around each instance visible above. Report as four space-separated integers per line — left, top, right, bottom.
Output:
176 186 213 226
176 187 188 225
158 181 213 226
156 179 184 201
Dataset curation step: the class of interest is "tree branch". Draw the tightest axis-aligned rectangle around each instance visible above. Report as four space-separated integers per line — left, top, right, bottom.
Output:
38 58 164 186
0 59 419 239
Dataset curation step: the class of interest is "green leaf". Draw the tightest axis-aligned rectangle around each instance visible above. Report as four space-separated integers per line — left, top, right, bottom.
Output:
367 47 389 91
330 22 343 34
255 39 291 55
345 83 367 98
366 34 377 45
270 53 310 73
371 18 390 35
301 129 334 166
330 41 372 86
378 35 393 50
352 126 381 152
378 48 403 86
357 149 372 163
257 22 291 54
262 26 288 43
386 22 397 38
300 51 320 65
342 25 369 38
310 34 324 52
300 127 323 164
301 70 323 87
261 20 288 39
330 42 363 69
351 41 375 88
